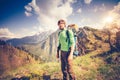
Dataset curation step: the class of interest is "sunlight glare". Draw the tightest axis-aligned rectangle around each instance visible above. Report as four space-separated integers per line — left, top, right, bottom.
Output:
104 16 113 23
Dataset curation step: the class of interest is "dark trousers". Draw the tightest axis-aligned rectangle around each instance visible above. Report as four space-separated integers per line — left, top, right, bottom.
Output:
61 51 76 80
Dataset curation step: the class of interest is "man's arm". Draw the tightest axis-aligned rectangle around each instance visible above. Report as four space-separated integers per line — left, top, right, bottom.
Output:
57 43 61 58
57 32 61 58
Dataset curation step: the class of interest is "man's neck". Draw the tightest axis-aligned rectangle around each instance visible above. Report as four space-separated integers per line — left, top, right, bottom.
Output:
60 28 66 30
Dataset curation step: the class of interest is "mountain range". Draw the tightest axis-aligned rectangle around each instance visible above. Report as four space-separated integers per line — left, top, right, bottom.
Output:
6 30 53 46
0 37 10 41
5 26 117 61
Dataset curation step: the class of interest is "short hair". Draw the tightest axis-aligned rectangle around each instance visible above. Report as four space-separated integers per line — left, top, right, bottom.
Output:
58 19 66 25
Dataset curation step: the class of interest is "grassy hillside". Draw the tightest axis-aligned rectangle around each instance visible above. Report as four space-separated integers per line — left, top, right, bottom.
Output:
0 41 35 80
2 48 120 80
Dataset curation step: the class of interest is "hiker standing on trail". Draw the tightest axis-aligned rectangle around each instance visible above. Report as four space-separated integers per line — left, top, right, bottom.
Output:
57 19 76 80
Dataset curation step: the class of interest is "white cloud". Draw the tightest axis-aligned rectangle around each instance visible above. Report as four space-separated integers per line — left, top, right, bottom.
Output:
33 26 44 32
25 11 32 17
77 8 82 13
24 5 32 12
99 3 106 11
25 0 76 31
108 2 120 26
81 18 91 24
93 4 106 13
24 5 33 17
0 28 15 38
93 6 98 12
100 2 120 30
110 2 120 17
84 0 92 4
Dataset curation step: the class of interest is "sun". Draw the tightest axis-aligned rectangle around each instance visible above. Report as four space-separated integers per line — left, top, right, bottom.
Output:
104 16 114 23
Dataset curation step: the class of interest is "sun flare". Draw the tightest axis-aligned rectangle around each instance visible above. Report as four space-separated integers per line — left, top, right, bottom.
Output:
104 16 114 23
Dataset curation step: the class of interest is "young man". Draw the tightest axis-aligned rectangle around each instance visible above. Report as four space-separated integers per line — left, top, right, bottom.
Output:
57 19 76 80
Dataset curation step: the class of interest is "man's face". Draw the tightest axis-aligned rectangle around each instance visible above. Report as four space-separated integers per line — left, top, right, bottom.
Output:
58 22 65 30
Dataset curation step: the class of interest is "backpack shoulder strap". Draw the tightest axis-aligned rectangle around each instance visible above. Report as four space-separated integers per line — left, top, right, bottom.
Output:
58 31 60 36
66 30 70 43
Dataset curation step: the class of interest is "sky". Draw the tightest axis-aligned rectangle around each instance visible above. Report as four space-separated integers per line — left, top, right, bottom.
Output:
0 0 120 38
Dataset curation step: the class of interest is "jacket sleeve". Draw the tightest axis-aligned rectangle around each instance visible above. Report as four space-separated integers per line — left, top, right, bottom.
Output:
68 30 75 47
57 32 61 52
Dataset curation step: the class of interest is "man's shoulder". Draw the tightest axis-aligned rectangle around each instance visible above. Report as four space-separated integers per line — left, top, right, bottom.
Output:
67 29 73 35
58 30 63 36
58 31 61 36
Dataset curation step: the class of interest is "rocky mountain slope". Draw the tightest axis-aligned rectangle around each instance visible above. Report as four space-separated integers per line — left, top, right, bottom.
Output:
20 30 59 61
0 37 10 41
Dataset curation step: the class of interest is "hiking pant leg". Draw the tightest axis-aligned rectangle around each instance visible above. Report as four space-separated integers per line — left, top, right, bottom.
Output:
61 51 68 80
67 52 76 80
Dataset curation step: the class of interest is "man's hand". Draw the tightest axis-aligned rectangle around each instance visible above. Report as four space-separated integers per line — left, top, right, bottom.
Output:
56 52 59 58
68 45 74 61
68 53 73 60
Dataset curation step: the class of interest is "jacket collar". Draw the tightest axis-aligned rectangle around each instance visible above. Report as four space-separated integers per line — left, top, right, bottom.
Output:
60 28 67 31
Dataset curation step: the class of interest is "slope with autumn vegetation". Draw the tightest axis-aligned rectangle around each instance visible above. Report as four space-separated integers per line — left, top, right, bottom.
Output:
0 40 35 79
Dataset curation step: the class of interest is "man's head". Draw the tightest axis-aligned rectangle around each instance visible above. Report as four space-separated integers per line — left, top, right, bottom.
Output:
58 19 66 30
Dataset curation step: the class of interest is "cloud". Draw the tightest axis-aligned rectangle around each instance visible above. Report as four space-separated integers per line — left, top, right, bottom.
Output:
25 5 32 12
24 5 33 17
93 3 106 12
25 11 32 17
0 28 15 38
16 28 38 37
0 28 36 38
33 26 44 31
101 2 120 30
25 0 76 31
99 3 106 11
108 2 120 26
93 6 98 12
84 0 92 4
77 8 82 13
111 2 120 18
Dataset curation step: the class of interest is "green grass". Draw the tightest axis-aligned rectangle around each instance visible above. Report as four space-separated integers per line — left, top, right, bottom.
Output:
2 50 120 80
72 50 104 80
